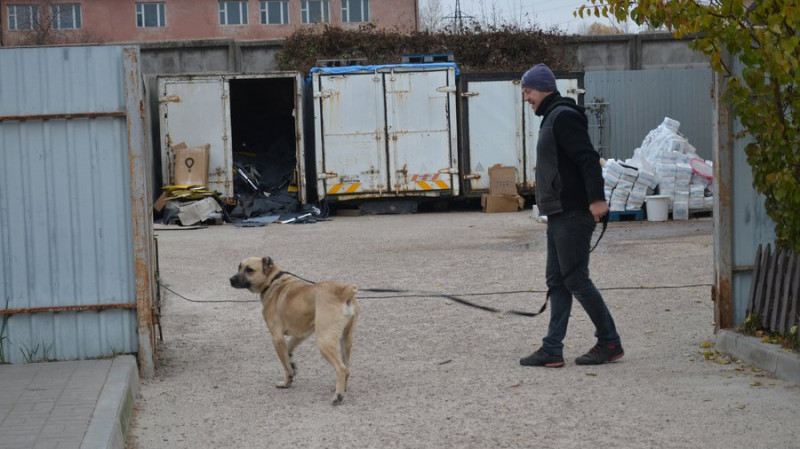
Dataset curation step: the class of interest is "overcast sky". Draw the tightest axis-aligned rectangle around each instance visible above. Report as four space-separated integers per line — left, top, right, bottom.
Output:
424 0 644 34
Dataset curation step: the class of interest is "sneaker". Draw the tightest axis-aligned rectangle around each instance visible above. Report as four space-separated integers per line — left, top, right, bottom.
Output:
575 343 624 365
519 348 565 368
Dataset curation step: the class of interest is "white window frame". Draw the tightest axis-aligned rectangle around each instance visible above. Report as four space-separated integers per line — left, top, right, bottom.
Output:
260 1 289 25
136 3 167 28
341 0 369 23
301 1 330 24
7 4 39 31
51 3 82 29
219 1 249 26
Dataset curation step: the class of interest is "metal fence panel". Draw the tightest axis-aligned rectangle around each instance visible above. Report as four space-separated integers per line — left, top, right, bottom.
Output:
585 69 713 162
0 46 139 364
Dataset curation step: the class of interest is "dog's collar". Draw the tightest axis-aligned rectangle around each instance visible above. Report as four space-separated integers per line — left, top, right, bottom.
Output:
261 271 289 295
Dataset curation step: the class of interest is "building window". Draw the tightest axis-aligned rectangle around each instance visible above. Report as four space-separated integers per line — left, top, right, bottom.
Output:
219 1 249 25
7 4 39 31
51 4 82 29
136 3 166 28
260 1 289 25
341 0 368 23
301 1 329 24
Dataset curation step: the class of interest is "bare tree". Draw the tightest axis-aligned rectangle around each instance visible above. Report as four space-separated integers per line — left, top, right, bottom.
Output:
4 0 98 46
419 0 446 31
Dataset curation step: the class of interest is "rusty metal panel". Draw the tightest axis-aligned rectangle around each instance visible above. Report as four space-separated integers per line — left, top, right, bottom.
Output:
312 64 459 201
314 71 387 198
584 69 713 162
0 46 142 364
713 57 776 329
386 67 458 195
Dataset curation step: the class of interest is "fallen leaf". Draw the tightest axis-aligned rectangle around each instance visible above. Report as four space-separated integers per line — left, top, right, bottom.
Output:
586 372 598 377
700 341 713 348
510 382 523 388
750 382 762 387
736 404 747 410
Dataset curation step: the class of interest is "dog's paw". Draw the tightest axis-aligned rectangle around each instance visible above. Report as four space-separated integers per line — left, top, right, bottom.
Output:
276 378 293 389
290 362 297 374
331 393 344 406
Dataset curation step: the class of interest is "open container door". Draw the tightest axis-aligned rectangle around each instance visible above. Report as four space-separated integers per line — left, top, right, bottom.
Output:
385 66 459 197
159 76 232 197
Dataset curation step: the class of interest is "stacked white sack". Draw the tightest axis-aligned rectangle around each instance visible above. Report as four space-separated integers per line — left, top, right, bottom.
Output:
602 159 657 212
619 117 715 219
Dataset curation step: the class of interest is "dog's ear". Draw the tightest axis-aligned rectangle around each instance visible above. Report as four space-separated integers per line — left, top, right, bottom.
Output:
262 257 273 272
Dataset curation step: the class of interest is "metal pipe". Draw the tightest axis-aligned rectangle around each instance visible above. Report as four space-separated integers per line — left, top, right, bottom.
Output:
0 303 136 316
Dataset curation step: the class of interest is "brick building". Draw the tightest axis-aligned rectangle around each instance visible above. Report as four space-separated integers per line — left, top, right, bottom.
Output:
0 0 419 46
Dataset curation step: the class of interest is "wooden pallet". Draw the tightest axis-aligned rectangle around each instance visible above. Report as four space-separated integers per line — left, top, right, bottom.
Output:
608 210 644 222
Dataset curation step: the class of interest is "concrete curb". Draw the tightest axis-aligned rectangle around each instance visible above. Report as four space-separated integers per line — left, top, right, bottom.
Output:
715 329 800 387
81 356 139 449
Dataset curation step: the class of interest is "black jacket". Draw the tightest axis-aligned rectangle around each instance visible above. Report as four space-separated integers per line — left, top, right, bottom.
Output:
534 92 605 216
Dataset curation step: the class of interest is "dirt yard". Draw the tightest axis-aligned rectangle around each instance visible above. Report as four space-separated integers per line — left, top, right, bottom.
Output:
126 210 799 448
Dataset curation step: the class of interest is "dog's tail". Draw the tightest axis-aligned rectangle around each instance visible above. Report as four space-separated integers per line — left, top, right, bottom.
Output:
342 284 358 318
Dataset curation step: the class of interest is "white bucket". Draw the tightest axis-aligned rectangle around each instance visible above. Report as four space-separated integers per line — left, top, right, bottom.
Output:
645 195 670 222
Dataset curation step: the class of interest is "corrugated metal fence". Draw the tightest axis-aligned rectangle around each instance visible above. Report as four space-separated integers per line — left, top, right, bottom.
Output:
0 46 153 367
585 68 713 162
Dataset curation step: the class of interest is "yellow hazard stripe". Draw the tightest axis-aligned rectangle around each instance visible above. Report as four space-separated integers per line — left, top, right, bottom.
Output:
416 181 450 190
328 183 361 194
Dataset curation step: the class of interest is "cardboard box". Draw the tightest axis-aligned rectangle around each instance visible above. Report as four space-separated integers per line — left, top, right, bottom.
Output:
153 191 169 212
481 193 525 213
488 164 518 196
172 143 210 187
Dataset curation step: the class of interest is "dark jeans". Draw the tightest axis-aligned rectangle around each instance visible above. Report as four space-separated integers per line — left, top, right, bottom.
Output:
542 209 620 356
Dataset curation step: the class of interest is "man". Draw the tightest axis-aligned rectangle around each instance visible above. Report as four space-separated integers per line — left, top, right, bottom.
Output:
518 63 624 367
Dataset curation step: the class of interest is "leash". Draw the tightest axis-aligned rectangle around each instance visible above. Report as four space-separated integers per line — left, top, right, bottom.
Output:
282 212 609 318
162 213 610 316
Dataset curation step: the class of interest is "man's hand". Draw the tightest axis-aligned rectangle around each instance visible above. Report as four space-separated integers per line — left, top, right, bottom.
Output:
589 200 609 223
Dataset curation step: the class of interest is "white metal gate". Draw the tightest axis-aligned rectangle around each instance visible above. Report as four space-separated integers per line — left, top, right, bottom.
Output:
313 64 459 200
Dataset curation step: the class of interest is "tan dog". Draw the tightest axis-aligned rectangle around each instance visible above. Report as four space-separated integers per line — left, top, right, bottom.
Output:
229 256 360 405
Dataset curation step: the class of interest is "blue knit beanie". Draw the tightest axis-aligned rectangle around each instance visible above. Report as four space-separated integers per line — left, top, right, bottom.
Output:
521 63 556 92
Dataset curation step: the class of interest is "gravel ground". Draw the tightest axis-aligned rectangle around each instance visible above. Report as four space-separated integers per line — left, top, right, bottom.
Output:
126 210 799 448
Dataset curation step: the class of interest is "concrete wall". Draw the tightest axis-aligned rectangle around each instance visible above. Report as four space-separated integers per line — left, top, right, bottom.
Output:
576 32 709 71
137 32 709 76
